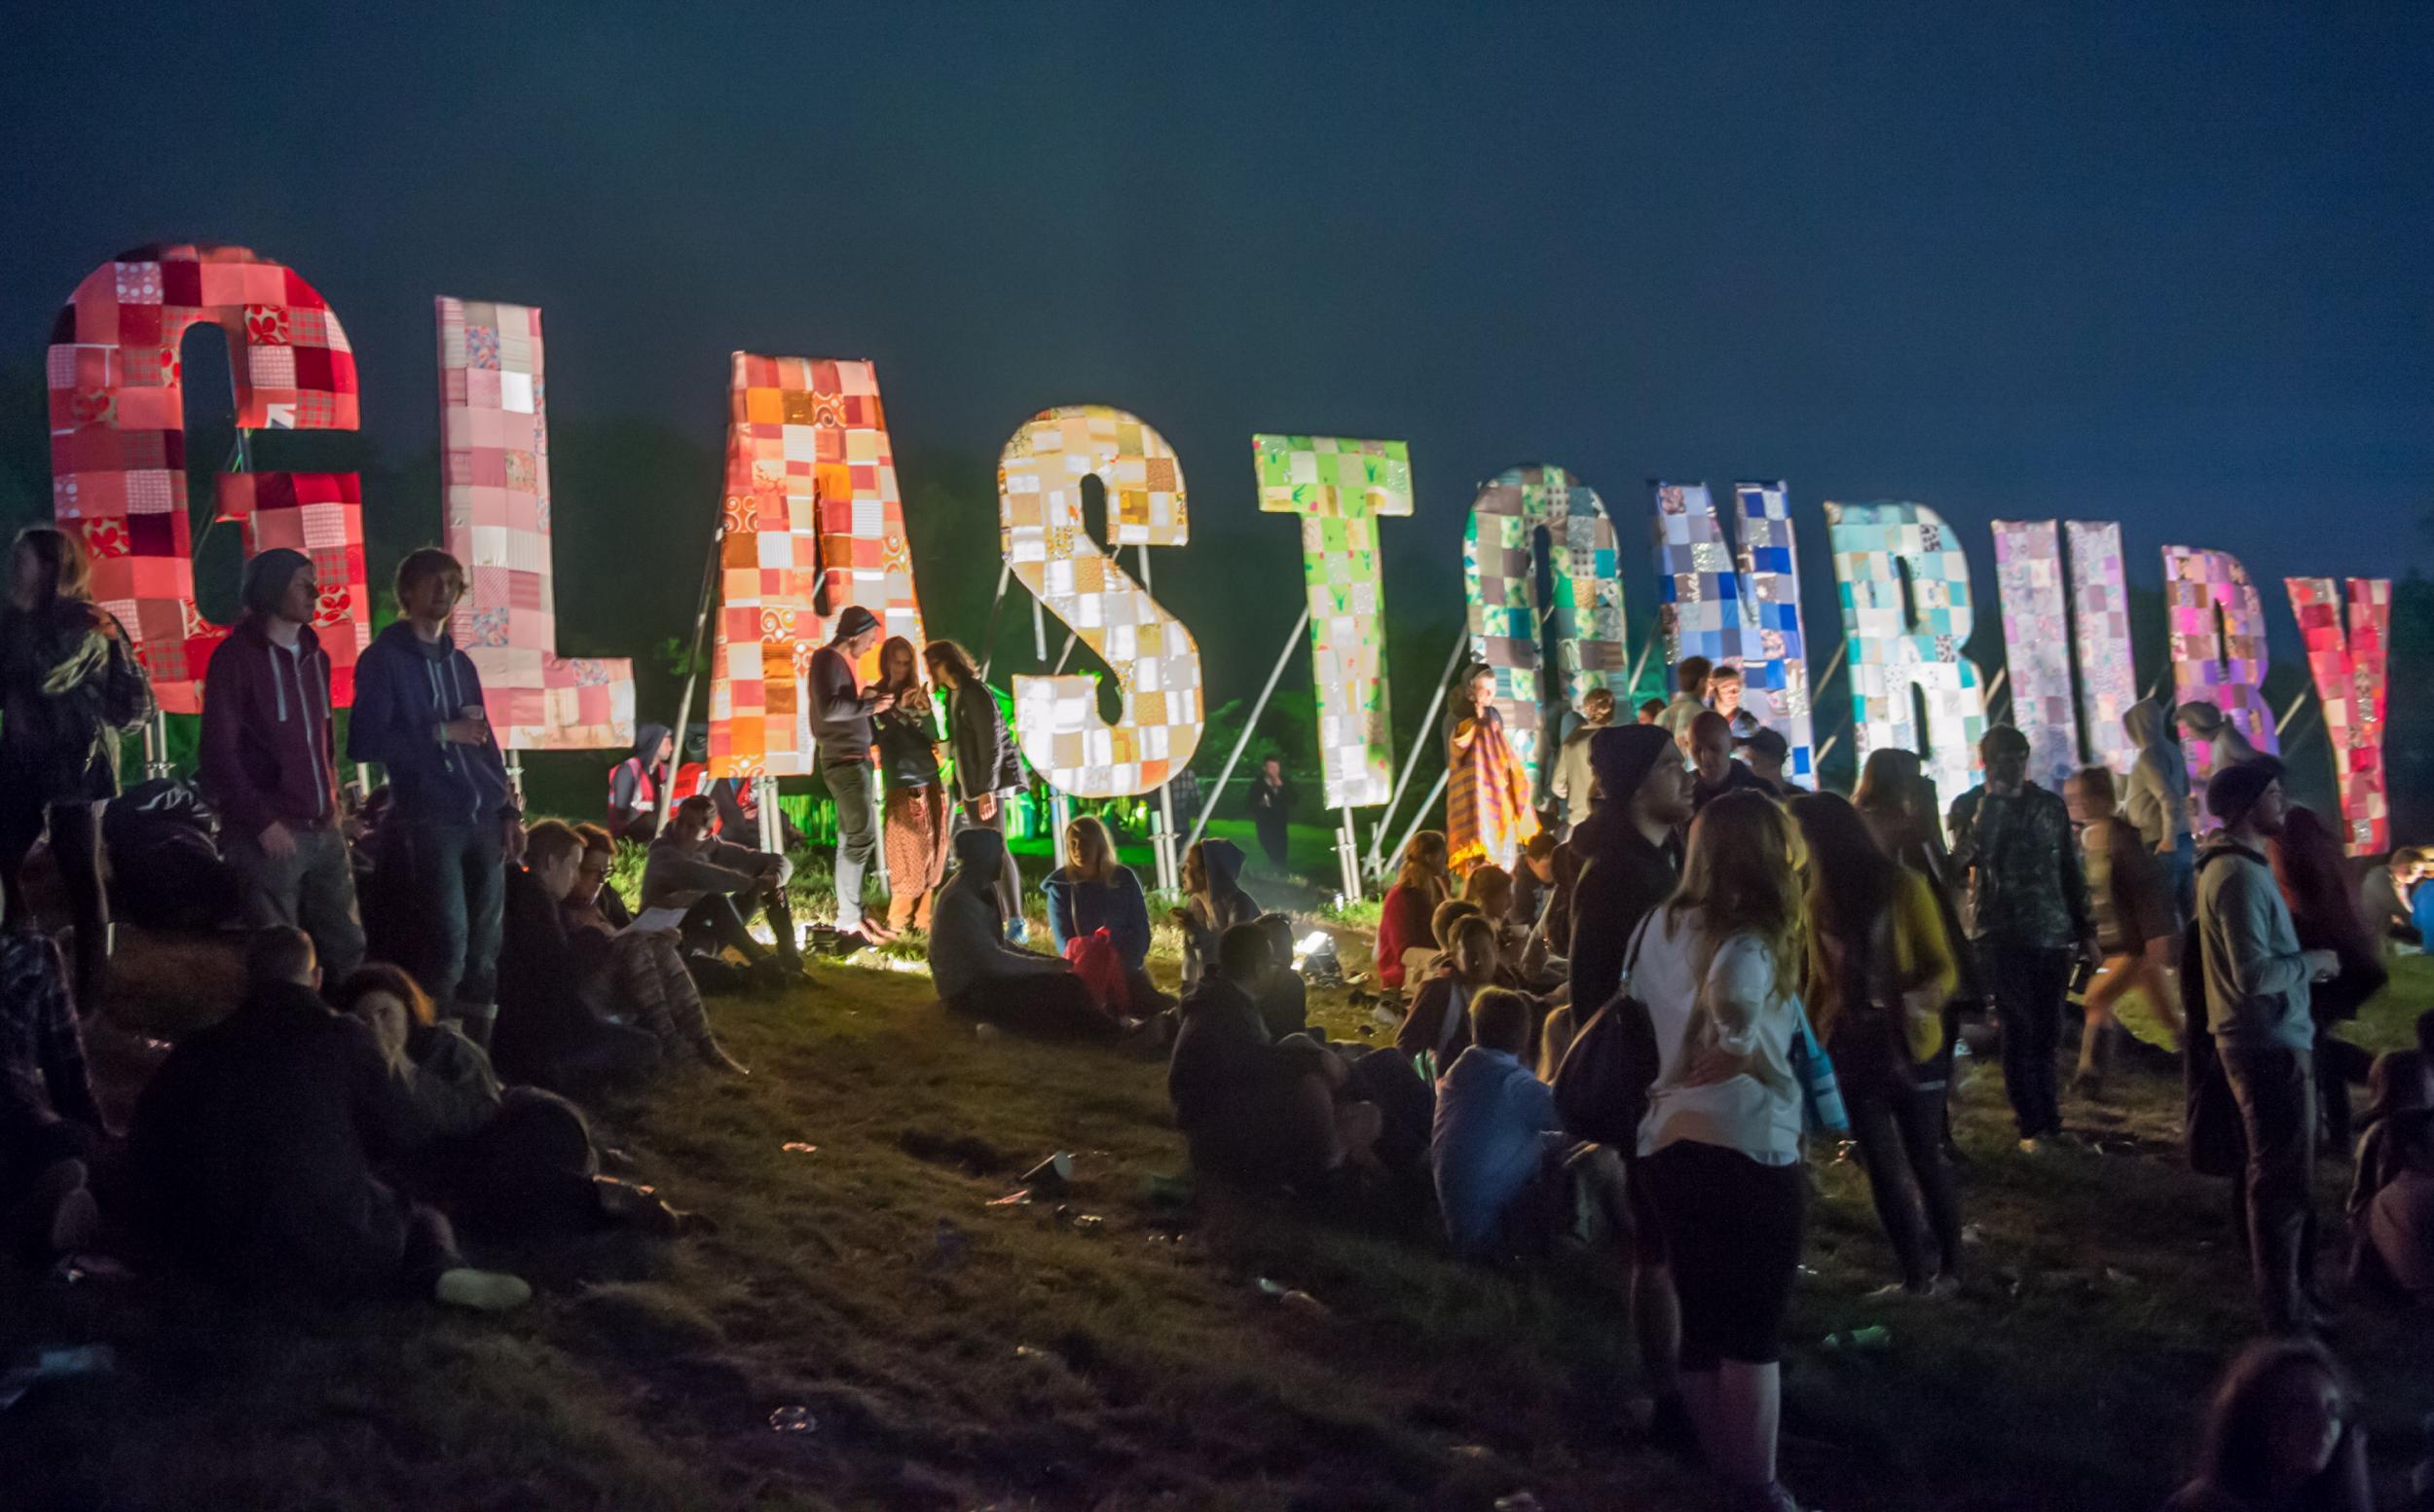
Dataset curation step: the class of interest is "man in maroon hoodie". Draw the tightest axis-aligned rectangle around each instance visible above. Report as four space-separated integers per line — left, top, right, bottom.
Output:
201 548 365 982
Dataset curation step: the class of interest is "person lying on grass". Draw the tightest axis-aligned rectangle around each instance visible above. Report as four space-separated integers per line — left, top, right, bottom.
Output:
930 827 1126 1040
131 927 530 1312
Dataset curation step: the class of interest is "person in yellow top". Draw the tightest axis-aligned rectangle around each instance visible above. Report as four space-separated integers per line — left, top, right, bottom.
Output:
1789 792 1965 1298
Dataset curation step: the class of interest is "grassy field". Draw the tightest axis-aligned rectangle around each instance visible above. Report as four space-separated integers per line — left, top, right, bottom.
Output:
4 901 2431 1511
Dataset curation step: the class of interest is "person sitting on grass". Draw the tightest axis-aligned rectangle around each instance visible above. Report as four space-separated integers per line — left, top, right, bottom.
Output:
131 928 530 1311
337 964 704 1242
1175 837 1262 994
1397 913 1503 1077
1375 830 1452 990
930 828 1123 1039
1168 923 1383 1192
2347 1048 2434 1309
2162 1336 2372 1512
564 823 743 1074
1255 911 1309 1040
1462 864 1559 992
493 821 667 1091
1045 816 1169 1015
643 794 806 982
1431 986 1632 1265
0 907 106 1263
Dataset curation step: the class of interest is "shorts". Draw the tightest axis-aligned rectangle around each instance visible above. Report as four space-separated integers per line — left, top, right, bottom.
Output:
1641 1138 1807 1368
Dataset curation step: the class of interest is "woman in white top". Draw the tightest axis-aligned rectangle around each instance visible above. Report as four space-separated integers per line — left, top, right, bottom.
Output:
1624 790 1811 1512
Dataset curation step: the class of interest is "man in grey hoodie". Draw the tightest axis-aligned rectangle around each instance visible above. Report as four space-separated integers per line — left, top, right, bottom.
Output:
2121 695 2194 924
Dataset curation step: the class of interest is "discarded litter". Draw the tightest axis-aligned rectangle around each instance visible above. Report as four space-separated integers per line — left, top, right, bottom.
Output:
985 1190 1033 1207
1070 1214 1105 1235
781 1142 818 1155
1495 1494 1544 1512
1822 1325 1892 1351
1014 1345 1061 1365
0 1346 115 1413
973 1023 1003 1042
1021 1152 1074 1191
767 1405 817 1433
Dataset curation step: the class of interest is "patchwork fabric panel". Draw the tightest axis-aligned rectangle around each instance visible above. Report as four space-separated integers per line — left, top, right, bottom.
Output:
2285 576 2389 855
709 355 928 779
999 406 1203 797
2063 520 2140 781
1460 465 1628 779
1990 520 2080 789
1650 480 1815 781
436 297 633 751
2162 545 2279 816
46 243 367 713
1825 501 1989 802
1254 433 1412 810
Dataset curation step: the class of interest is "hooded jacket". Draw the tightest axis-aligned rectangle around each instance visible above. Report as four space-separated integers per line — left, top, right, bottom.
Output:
607 721 670 831
347 620 514 828
928 829 1065 999
2121 696 2191 855
201 615 340 840
1180 840 1261 991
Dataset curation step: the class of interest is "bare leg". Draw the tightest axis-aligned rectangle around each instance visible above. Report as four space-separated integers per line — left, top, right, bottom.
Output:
2135 935 2185 1041
1712 1359 1783 1492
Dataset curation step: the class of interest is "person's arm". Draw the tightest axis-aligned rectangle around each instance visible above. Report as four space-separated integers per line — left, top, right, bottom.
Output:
1045 877 1078 955
346 1016 439 1161
608 761 640 822
2055 798 2095 947
33 608 110 698
453 657 516 825
1701 935 1775 1053
2225 867 2313 1004
1566 868 1622 1010
1517 1068 1564 1136
1115 870 1153 969
198 649 275 845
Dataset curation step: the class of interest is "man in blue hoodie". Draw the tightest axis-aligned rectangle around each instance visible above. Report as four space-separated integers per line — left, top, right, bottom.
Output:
347 549 518 1042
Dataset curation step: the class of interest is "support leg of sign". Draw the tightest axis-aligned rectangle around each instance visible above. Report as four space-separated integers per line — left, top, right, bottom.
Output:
1368 623 1472 875
2274 683 2313 736
505 751 524 809
1050 792 1073 869
667 513 724 798
1183 606 1312 857
978 560 1013 682
1336 807 1362 904
1385 769 1453 891
144 708 171 781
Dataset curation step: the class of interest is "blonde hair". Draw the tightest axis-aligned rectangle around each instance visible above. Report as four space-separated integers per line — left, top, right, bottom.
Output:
1667 790 1802 988
1065 815 1117 884
1395 830 1451 897
1462 865 1513 915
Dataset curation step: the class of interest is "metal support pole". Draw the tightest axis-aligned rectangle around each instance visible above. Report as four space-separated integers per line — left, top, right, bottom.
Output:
1140 544 1181 892
2274 684 2313 736
1626 624 1656 702
1814 733 1839 773
1031 597 1048 662
505 751 525 808
144 709 171 781
978 560 1013 681
1368 623 1473 873
1183 606 1312 857
1384 768 1452 890
1814 638 1850 704
667 515 724 797
1335 807 1362 904
1984 667 2009 711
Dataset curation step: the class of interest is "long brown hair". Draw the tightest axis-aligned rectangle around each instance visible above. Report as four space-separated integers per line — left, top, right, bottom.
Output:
878 635 931 717
12 525 92 611
337 963 439 1031
2190 1337 2352 1503
1395 830 1451 897
2271 805 2371 953
1065 815 1118 884
1666 791 1801 986
923 639 980 689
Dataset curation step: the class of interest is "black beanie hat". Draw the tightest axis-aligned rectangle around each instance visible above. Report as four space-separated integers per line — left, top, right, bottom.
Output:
2205 756 2285 832
1590 724 1676 808
833 605 880 641
241 548 312 618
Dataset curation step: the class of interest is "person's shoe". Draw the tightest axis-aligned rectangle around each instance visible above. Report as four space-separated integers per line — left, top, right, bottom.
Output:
697 1039 750 1076
433 1267 533 1312
2068 1071 2104 1101
1927 1273 1964 1301
1729 1481 1806 1512
1866 1279 1924 1300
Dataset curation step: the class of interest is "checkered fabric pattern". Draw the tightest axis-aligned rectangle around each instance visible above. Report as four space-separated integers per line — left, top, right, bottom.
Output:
1459 465 1628 778
709 355 928 779
2162 546 2280 816
436 297 634 751
2063 521 2140 781
2285 576 2389 856
1991 520 2081 789
1254 433 1412 810
1825 501 1989 803
999 406 1203 797
1650 481 1816 782
46 244 365 713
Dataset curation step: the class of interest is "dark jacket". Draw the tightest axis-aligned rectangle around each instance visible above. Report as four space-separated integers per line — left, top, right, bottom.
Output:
640 831 776 912
0 598 142 803
1396 971 1477 1066
1566 808 1679 1012
1166 977 1279 1134
494 866 608 1086
1249 776 1294 830
0 928 102 1136
131 981 434 1291
929 828 1064 999
807 644 877 761
874 695 943 792
1045 866 1153 971
201 615 339 839
1691 759 1774 813
347 620 514 828
945 680 1023 801
1948 781 2093 950
1180 840 1261 991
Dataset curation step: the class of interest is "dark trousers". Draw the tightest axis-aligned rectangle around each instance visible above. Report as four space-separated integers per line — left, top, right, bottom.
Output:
382 821 505 1014
948 973 1116 1040
0 797 108 1008
1983 943 2071 1138
956 798 1023 922
1847 1084 1964 1288
682 886 802 966
1253 817 1290 874
2222 1046 2317 1331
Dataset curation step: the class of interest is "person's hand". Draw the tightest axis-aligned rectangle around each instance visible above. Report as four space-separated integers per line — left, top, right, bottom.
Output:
501 814 528 864
258 821 298 862
1169 906 1191 924
2080 934 2103 972
975 793 998 822
441 716 488 745
2304 948 2341 983
869 691 896 715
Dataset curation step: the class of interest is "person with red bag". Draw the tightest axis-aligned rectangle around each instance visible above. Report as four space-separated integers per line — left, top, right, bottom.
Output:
1044 816 1169 1016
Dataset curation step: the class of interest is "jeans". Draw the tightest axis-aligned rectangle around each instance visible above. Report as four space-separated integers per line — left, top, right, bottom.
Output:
2222 1045 2317 1331
230 825 366 982
1982 942 2071 1138
823 756 877 931
383 820 505 1015
1847 1084 1964 1288
0 797 108 1008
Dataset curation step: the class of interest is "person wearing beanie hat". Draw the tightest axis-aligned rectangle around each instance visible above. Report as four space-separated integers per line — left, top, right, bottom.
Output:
806 607 895 946
202 547 366 983
2191 755 2341 1333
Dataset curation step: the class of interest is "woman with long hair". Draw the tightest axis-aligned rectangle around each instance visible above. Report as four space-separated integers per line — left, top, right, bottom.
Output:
2163 1337 2370 1512
924 639 1026 931
1044 814 1167 1014
1175 837 1261 993
1790 792 1965 1297
873 636 949 936
0 526 152 1006
1853 746 1979 1155
1625 791 1811 1512
2270 803 2388 1152
1445 664 1538 878
1375 830 1453 988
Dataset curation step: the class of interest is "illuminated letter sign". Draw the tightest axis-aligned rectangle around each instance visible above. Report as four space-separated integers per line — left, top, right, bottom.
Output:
1991 520 2141 789
997 405 1203 797
2163 545 2278 801
1461 465 1628 779
46 243 370 711
1826 500 1989 802
2285 575 2388 855
1652 480 1815 784
435 297 634 749
710 355 926 777
1254 434 1412 809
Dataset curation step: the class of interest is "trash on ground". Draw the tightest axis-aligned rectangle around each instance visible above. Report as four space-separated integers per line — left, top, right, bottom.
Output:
985 1190 1032 1207
1021 1152 1074 1191
767 1405 817 1433
1822 1325 1892 1350
781 1141 818 1155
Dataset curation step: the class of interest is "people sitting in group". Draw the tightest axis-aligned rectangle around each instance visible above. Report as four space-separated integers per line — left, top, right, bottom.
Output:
1430 986 1630 1266
1375 830 1452 990
562 822 742 1073
1168 922 1382 1192
130 928 530 1311
929 828 1121 1039
0 906 106 1262
494 821 664 1091
2348 1044 2434 1307
1175 837 1260 993
1044 816 1168 1016
2360 846 2427 952
1397 912 1502 1075
643 795 806 981
606 722 673 842
101 777 245 933
2162 1337 2372 1512
1460 864 1559 992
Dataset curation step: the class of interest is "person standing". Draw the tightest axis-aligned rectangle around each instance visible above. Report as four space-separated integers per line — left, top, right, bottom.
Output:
872 637 950 936
348 549 519 1045
201 548 366 985
2122 695 2195 923
1704 663 1761 739
0 526 151 1007
2270 803 2386 1154
2193 757 2340 1334
1547 686 1616 837
1657 656 1712 750
2064 765 2182 1094
1446 664 1538 877
806 607 893 945
1687 711 1772 814
1247 756 1295 877
1946 725 2097 1152
926 640 1026 933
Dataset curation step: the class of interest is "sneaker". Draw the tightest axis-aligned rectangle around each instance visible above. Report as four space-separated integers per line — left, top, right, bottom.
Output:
434 1267 533 1312
1866 1279 1920 1300
1927 1273 1964 1301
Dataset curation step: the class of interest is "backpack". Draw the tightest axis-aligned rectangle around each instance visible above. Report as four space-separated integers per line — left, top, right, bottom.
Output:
1551 912 1662 1147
